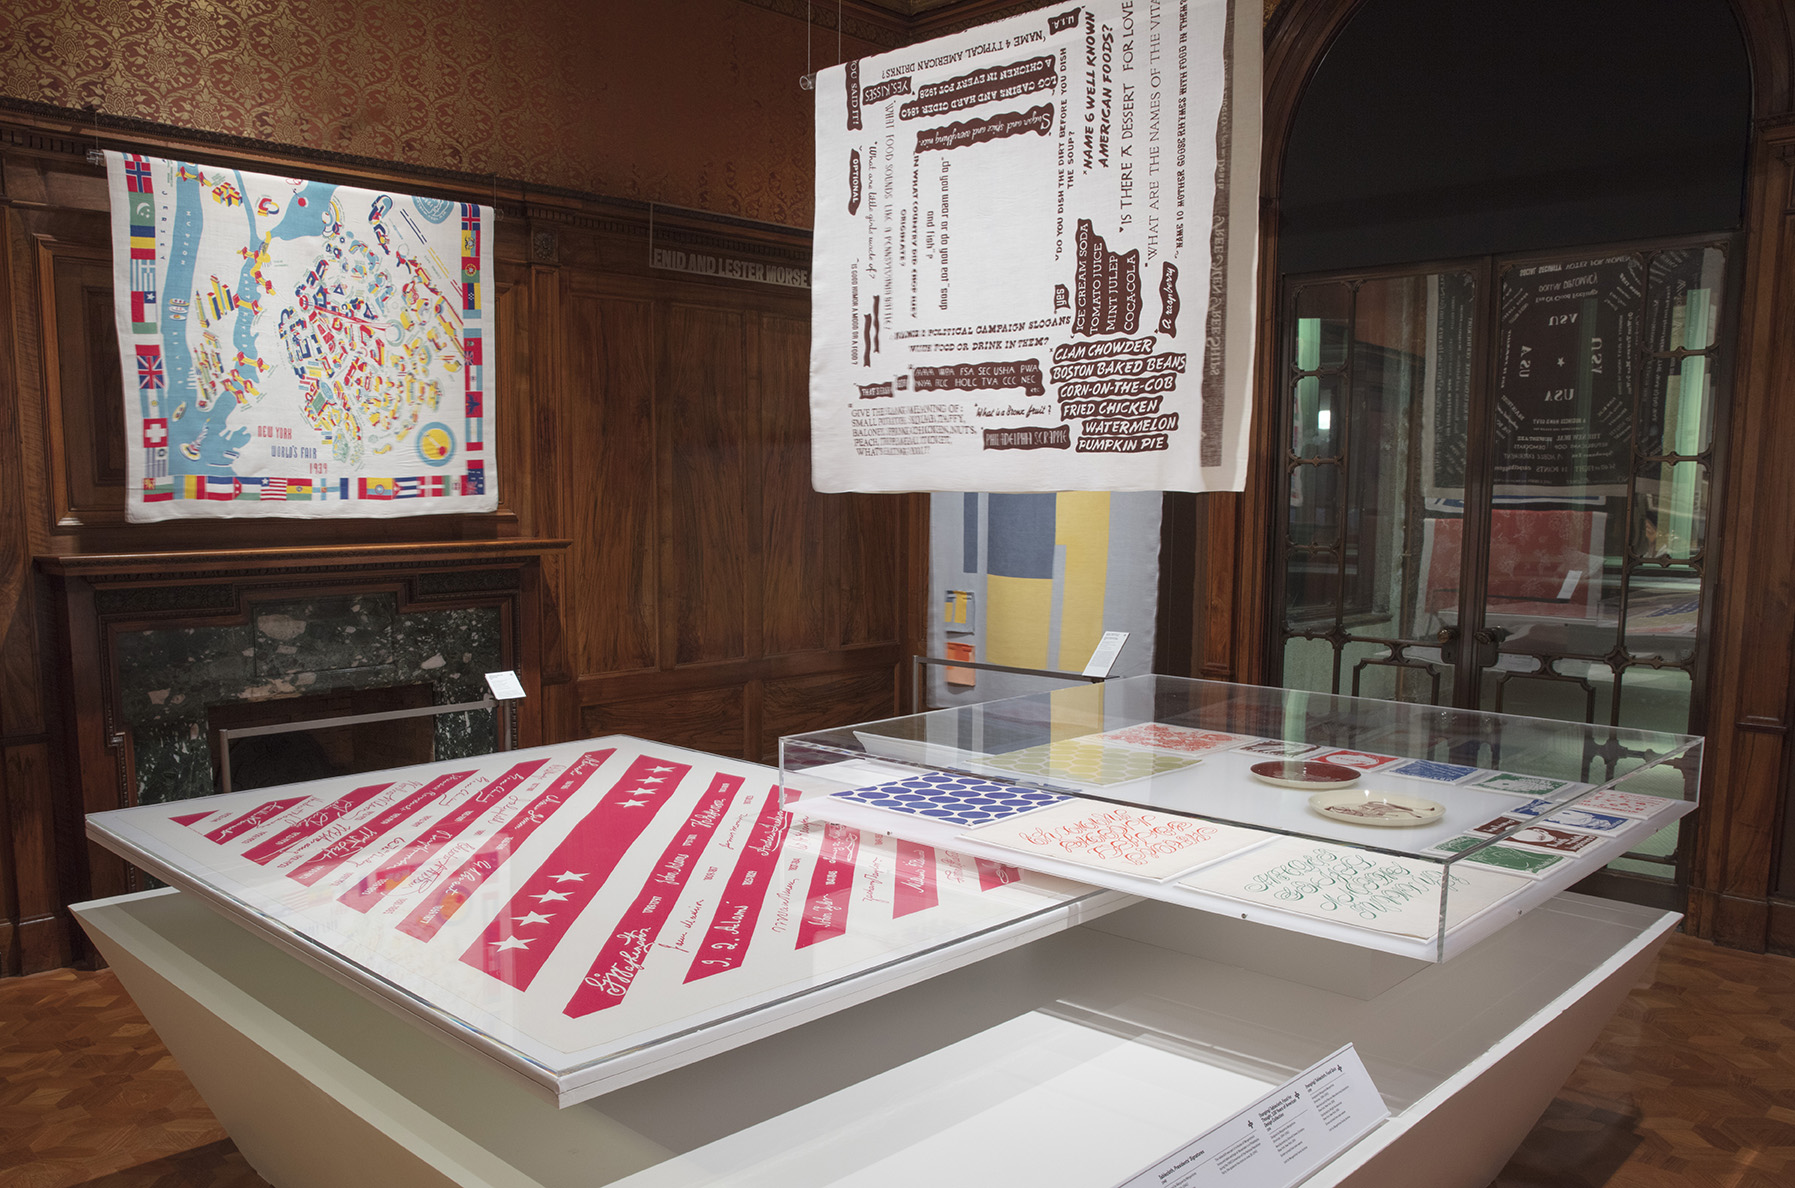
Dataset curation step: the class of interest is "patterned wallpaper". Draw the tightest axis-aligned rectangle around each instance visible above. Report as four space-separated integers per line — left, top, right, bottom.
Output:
0 0 884 227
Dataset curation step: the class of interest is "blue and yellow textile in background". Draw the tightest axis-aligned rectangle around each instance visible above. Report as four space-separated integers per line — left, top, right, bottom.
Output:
930 491 1161 706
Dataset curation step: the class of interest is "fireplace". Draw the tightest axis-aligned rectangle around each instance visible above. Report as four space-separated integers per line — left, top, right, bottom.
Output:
116 590 502 804
37 540 568 929
207 682 440 794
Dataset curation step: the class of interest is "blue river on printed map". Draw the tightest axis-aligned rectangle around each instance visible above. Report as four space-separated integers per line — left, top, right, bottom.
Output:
216 170 259 462
160 174 338 473
269 181 335 241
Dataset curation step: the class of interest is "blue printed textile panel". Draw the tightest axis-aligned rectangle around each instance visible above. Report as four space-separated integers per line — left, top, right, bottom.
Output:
831 772 1069 828
1390 759 1482 784
107 152 496 520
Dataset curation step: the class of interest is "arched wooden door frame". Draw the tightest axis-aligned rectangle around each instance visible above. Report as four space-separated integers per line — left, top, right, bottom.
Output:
1177 0 1795 949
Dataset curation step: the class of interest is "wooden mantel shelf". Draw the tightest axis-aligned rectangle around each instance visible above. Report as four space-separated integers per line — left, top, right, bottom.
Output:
35 539 572 580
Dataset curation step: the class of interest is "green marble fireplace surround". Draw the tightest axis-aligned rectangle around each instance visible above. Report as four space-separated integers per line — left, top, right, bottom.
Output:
116 592 503 805
37 540 566 908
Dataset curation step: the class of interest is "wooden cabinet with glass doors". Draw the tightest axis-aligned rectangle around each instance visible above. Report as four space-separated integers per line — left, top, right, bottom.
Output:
1275 237 1731 899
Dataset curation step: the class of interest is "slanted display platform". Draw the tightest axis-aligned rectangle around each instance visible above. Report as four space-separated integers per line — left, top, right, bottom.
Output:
76 716 1683 1188
85 737 1120 1105
76 886 1674 1188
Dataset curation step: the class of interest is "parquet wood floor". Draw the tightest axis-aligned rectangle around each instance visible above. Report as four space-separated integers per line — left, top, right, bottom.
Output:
0 969 263 1187
1493 933 1795 1188
0 934 1789 1187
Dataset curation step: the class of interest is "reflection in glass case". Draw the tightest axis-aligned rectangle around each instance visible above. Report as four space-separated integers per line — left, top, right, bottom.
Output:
781 675 1701 962
1276 240 1728 737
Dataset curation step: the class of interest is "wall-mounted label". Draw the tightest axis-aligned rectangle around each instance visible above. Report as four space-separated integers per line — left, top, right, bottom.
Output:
1082 629 1129 676
650 247 810 289
483 670 526 700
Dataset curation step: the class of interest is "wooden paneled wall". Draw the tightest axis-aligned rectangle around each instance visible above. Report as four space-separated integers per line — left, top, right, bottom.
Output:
537 241 918 763
0 114 924 976
0 0 901 228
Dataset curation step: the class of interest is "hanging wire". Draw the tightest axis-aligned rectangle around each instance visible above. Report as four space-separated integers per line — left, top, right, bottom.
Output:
799 0 842 91
85 104 105 166
800 2 816 90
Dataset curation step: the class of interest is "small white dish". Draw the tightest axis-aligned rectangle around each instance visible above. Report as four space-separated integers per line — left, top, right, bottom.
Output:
1309 788 1445 827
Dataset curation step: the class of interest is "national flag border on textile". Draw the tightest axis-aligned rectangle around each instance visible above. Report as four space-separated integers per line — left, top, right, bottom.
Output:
104 151 498 520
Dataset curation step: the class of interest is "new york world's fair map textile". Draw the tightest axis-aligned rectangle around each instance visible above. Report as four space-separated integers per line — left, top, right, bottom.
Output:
106 152 496 520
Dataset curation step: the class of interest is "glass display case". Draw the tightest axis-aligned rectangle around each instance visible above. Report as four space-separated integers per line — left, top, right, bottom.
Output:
781 675 1701 961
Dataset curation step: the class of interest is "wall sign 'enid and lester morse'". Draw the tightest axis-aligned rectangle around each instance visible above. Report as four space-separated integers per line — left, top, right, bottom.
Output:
811 0 1261 493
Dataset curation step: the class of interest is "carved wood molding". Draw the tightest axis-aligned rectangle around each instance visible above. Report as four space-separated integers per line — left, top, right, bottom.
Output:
911 0 1064 38
36 538 570 582
576 643 907 703
731 0 911 47
0 102 816 256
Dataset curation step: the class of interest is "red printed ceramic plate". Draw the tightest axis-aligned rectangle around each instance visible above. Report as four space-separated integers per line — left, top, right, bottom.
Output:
1249 760 1362 790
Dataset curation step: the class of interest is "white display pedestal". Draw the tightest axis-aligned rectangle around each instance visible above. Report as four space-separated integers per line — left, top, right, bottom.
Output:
75 887 1675 1188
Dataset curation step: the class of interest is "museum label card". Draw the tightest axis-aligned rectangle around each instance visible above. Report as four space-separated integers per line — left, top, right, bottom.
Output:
1178 836 1527 938
483 670 526 700
1115 1044 1388 1188
1083 630 1131 676
966 799 1273 881
1093 723 1254 756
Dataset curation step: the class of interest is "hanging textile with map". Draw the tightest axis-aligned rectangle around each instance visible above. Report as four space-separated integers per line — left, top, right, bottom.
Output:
106 152 496 520
809 0 1260 493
